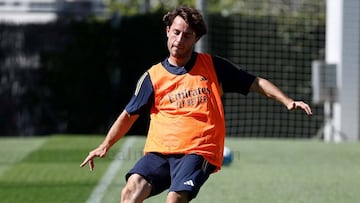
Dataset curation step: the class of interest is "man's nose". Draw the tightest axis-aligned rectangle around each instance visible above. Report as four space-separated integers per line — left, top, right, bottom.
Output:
175 32 185 42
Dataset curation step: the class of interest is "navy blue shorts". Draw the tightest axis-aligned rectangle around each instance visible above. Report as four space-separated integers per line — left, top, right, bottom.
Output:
125 152 216 200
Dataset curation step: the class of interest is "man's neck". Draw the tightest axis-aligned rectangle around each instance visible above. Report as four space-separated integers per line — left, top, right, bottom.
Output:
168 54 192 67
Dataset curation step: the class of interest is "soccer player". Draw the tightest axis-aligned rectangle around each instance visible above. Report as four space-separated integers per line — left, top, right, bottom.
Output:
80 5 312 203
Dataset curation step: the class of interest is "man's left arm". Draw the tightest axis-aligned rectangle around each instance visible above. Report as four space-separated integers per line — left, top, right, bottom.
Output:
250 77 313 116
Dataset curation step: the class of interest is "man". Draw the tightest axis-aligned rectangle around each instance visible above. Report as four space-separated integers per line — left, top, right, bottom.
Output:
80 5 312 203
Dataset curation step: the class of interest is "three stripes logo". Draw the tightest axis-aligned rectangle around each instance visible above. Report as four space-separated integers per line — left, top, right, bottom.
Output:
200 76 207 81
183 180 195 187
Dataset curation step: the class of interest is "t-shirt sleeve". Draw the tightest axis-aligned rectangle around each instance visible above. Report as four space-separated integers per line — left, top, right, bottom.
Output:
125 72 154 115
212 55 256 95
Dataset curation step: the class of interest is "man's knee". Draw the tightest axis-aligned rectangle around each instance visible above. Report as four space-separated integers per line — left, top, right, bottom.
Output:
121 174 152 203
166 191 189 203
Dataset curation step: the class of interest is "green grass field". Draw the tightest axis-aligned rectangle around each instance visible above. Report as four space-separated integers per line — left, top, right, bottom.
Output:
0 135 359 203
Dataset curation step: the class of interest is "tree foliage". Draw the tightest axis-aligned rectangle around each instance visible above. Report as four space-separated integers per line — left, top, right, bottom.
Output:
106 0 325 17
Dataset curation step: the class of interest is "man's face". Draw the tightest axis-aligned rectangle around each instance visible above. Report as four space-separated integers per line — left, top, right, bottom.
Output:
166 16 198 59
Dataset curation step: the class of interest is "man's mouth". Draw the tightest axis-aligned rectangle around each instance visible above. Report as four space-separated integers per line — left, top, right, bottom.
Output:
172 43 183 49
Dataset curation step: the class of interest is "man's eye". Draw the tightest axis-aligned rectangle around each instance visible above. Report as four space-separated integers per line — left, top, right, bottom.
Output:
173 30 181 35
184 33 193 38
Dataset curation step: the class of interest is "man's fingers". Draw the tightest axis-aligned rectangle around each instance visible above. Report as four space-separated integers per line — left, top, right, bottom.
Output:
295 102 313 116
80 148 106 171
80 156 95 171
80 155 92 168
299 103 312 116
80 152 97 168
291 101 313 116
305 105 313 115
89 159 94 171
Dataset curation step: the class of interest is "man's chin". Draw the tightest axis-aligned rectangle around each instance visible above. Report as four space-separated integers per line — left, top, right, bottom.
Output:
172 49 188 56
170 51 182 58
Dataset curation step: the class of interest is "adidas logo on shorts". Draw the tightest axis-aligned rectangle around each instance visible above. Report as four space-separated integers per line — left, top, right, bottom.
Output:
183 180 194 187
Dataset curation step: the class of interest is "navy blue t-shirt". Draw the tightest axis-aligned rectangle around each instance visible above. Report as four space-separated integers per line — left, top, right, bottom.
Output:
125 52 256 115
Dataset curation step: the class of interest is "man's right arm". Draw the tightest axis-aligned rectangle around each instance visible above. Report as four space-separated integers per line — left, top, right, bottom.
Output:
100 110 139 151
80 72 154 171
80 110 139 171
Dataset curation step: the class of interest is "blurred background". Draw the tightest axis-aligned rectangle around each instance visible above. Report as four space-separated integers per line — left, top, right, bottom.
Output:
0 0 358 142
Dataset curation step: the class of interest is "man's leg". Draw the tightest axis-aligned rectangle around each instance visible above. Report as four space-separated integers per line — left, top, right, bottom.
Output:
121 173 152 203
168 154 216 203
166 191 190 203
122 153 171 202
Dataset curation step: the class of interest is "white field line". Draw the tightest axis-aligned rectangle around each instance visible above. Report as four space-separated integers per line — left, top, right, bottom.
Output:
86 136 136 203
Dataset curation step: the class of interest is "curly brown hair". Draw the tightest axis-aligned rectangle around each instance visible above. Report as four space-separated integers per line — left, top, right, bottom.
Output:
162 5 207 38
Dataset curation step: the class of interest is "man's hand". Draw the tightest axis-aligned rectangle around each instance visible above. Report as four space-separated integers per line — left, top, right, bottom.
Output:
80 146 107 171
287 101 313 116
